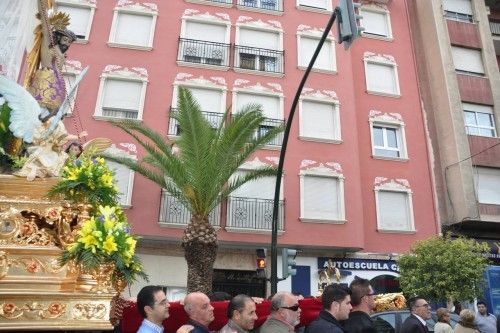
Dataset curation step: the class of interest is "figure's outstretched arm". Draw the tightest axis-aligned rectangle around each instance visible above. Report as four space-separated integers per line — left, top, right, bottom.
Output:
37 0 51 47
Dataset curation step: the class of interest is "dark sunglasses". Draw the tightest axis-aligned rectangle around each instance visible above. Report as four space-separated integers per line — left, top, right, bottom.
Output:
280 304 300 311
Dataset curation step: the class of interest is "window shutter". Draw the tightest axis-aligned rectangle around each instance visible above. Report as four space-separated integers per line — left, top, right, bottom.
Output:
239 28 279 50
443 0 473 15
303 176 339 220
186 87 222 113
57 5 90 38
115 12 152 46
361 10 388 36
378 191 410 230
451 47 484 74
185 21 226 43
237 93 280 119
103 79 142 110
300 37 332 70
476 167 500 205
299 0 328 10
301 100 335 139
366 63 397 94
232 171 276 200
106 161 132 206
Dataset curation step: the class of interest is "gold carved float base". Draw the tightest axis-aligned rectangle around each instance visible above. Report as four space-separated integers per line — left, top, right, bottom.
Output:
0 175 115 331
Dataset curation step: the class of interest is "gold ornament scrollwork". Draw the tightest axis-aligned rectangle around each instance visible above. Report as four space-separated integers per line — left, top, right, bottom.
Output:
8 257 65 274
72 303 107 320
0 301 66 320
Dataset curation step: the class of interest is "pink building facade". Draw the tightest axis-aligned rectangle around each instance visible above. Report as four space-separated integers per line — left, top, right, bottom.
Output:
2 0 438 298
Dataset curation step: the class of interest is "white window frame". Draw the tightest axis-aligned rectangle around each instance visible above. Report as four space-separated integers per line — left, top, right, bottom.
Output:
369 113 408 161
55 0 96 43
232 84 284 150
442 0 474 23
299 164 345 224
234 21 284 77
61 62 83 116
108 3 158 50
451 46 485 77
463 103 497 138
474 167 500 205
296 0 332 13
94 67 148 121
374 179 415 233
364 53 401 97
299 92 341 143
104 145 136 208
186 0 233 9
178 13 231 70
236 0 284 15
360 5 393 41
169 77 227 137
297 29 337 73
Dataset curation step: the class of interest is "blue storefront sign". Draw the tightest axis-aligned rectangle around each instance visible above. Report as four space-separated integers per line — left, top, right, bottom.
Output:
484 266 500 317
318 257 400 273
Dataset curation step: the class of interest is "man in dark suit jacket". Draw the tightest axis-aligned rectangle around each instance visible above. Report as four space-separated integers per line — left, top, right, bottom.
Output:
400 297 431 333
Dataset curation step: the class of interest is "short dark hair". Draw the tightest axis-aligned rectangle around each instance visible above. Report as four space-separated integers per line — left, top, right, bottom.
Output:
227 294 253 318
349 277 371 306
476 301 487 307
321 284 350 310
407 296 426 312
137 285 163 318
210 291 232 302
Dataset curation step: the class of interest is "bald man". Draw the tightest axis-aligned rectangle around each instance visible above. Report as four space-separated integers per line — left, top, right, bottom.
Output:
183 292 215 333
258 291 301 333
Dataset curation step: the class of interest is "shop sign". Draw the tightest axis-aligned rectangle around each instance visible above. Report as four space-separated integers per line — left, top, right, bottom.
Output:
318 257 400 273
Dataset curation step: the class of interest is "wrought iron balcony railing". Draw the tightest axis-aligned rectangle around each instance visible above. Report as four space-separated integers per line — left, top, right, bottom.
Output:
159 191 221 226
444 10 473 23
206 0 232 3
235 45 284 74
236 0 283 12
227 196 284 232
101 107 138 119
178 38 230 67
168 108 225 136
490 21 500 35
256 117 284 146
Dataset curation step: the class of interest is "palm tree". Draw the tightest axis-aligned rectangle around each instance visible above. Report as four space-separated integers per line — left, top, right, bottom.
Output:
104 86 283 293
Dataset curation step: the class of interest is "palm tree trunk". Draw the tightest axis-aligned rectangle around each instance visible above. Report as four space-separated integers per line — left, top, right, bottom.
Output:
182 215 217 294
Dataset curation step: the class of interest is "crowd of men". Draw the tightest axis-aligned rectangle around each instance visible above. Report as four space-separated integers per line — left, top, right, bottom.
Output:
134 278 499 333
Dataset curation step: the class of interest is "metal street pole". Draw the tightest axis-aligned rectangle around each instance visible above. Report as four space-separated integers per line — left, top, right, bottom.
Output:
270 8 339 295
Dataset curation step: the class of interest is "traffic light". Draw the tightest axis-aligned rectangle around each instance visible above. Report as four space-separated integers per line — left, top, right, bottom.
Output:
337 0 364 50
256 248 267 278
282 248 297 278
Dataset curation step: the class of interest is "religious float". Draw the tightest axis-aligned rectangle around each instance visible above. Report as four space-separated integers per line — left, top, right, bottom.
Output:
0 1 146 330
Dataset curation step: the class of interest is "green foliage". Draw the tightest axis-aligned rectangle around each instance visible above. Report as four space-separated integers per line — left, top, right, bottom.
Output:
0 102 12 150
398 236 490 302
104 86 284 217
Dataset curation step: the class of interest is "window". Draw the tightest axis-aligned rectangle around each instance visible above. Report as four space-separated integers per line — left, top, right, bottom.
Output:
364 55 400 97
451 46 484 76
443 0 473 22
236 0 282 12
235 26 283 74
297 0 331 11
56 1 95 42
94 67 148 121
62 72 77 115
300 166 345 222
360 7 392 39
369 113 407 160
108 4 158 50
475 167 500 205
463 103 496 137
179 15 230 68
299 99 340 142
235 91 284 146
297 34 336 72
104 146 136 207
375 180 414 232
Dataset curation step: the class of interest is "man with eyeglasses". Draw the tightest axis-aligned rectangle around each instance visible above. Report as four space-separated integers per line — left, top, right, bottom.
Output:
258 291 301 333
219 294 258 333
343 278 377 333
305 284 352 333
401 296 432 333
136 285 172 333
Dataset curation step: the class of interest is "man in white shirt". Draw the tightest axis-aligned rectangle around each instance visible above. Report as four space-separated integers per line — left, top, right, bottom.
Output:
137 285 171 333
475 301 497 333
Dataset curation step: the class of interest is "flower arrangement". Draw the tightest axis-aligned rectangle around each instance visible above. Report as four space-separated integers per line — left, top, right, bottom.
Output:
60 205 148 285
48 156 119 211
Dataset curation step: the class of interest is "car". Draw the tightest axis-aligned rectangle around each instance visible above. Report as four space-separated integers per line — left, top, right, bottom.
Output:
371 310 460 333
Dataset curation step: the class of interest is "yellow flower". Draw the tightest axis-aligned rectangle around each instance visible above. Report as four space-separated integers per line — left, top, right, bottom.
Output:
80 218 96 236
103 235 118 254
96 157 105 165
99 206 116 218
101 173 114 187
79 234 98 252
104 218 115 232
66 242 79 253
125 237 137 252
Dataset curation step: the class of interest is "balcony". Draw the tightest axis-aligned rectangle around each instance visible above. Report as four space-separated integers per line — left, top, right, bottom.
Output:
158 191 221 227
490 21 500 35
178 38 230 67
236 0 283 12
227 196 284 233
101 107 138 119
256 117 285 146
168 108 225 136
235 45 284 74
444 10 474 23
